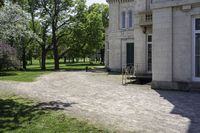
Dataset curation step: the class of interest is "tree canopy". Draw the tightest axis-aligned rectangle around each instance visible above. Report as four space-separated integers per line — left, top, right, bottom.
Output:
0 0 109 70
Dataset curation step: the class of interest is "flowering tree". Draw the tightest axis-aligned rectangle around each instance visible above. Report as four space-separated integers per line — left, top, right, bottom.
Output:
0 3 40 69
0 4 32 40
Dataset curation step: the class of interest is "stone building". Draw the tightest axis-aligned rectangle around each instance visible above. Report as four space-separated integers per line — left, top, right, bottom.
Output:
105 0 200 90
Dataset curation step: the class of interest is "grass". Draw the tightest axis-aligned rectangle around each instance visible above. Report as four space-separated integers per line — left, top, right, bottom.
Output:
0 59 103 82
0 71 48 82
0 92 111 133
27 59 102 71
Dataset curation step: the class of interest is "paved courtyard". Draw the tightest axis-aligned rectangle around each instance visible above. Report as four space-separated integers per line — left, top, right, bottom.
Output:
0 71 200 133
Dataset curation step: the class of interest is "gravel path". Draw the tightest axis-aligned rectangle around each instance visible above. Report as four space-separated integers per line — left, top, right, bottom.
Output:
0 71 200 133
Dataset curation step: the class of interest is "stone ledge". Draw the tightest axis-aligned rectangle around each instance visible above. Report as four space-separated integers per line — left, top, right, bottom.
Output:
151 81 200 91
151 0 200 10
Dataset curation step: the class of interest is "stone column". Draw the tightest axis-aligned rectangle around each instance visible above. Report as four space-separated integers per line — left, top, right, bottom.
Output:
152 7 173 89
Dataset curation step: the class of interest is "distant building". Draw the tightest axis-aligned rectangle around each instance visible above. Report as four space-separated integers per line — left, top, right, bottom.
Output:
105 0 200 90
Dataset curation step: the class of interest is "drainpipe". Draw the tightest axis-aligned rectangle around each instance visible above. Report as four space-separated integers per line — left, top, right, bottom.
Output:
171 7 174 82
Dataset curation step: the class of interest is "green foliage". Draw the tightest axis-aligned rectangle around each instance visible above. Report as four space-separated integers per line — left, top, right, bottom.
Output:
0 0 109 70
0 0 4 7
88 3 109 28
0 93 111 133
86 12 104 50
0 43 20 71
0 3 38 41
62 2 109 60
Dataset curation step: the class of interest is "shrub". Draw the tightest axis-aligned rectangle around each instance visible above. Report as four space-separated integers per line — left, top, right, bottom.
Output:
0 42 20 71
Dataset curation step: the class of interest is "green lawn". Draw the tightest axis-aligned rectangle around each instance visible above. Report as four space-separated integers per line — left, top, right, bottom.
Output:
0 59 103 82
0 92 111 133
0 71 48 82
27 59 102 71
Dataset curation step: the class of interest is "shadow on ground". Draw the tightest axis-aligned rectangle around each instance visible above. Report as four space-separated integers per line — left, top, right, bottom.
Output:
0 72 17 77
157 90 200 133
0 97 76 132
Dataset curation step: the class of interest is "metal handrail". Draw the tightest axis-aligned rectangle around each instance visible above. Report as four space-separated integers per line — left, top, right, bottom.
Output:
122 64 134 85
122 63 149 85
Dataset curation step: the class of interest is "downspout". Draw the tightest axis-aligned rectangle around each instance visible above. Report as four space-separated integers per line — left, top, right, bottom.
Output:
118 1 123 70
145 0 148 73
121 39 123 70
171 7 174 82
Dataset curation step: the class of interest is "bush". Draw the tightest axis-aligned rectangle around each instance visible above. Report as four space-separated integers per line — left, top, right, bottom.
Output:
0 42 20 71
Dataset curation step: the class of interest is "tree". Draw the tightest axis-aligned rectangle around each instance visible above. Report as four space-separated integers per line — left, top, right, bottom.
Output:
0 42 19 71
0 3 39 69
87 4 109 63
26 0 51 70
62 2 108 63
88 3 109 28
37 0 74 70
0 0 4 7
67 0 88 61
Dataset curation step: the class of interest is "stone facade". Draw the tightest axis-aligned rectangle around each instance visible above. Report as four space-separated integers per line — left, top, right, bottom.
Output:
151 0 200 90
105 0 200 90
105 0 152 72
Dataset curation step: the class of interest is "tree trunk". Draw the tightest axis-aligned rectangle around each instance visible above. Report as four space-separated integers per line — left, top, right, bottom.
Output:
22 46 26 70
53 44 59 70
52 24 60 70
41 46 46 70
101 49 105 64
64 57 67 64
84 57 86 63
30 58 32 65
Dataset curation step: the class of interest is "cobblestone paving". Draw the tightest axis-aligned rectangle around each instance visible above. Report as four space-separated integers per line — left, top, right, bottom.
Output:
0 71 200 133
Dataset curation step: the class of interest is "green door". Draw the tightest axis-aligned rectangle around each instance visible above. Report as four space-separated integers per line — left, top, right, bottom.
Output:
127 43 134 66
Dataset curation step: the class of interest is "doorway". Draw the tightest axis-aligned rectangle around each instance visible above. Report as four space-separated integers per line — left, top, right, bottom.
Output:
126 43 134 66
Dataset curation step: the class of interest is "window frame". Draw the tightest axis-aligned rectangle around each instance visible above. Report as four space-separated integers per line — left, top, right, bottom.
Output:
147 34 152 73
192 17 200 81
128 10 133 29
121 11 126 29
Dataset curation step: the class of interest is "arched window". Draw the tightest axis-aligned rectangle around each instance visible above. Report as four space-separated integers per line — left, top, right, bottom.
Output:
128 10 133 28
121 11 126 29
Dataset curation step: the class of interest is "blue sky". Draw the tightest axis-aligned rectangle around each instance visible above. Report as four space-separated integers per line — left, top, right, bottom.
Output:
86 0 107 6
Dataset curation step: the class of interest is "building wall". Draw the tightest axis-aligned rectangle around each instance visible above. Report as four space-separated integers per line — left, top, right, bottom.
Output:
107 0 200 90
107 0 150 71
152 7 173 82
107 0 135 71
173 7 192 82
134 0 149 73
173 6 200 82
151 0 200 90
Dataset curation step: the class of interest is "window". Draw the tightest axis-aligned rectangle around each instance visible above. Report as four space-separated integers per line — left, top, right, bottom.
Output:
193 18 200 79
121 11 126 29
195 33 200 77
128 10 133 28
196 19 200 30
147 35 152 72
148 35 152 42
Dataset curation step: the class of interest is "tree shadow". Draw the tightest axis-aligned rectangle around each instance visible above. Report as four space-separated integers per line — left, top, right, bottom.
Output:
0 72 17 77
0 98 76 132
156 90 200 133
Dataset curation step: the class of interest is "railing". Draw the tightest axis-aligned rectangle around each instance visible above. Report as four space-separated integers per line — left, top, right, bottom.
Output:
122 64 134 85
139 11 152 26
122 63 149 85
134 63 147 75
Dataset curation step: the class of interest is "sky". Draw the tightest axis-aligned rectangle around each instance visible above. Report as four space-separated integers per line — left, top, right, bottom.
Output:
86 0 107 6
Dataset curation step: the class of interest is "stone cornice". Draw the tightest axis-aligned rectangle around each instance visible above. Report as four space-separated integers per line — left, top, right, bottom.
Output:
151 0 200 9
106 0 134 4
